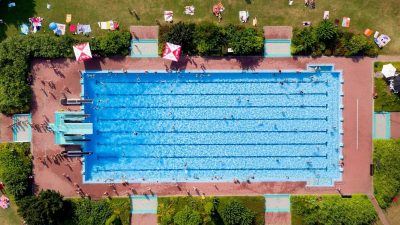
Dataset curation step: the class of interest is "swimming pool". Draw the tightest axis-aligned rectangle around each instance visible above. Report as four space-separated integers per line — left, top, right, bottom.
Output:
82 66 343 186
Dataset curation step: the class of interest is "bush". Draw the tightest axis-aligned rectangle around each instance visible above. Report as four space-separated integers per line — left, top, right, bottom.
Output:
292 23 379 57
221 200 256 225
0 143 32 200
374 139 400 208
0 32 131 114
226 25 264 55
106 214 123 225
315 20 338 45
17 190 65 225
173 206 202 225
70 199 113 225
291 195 377 225
99 32 131 56
162 22 196 55
194 22 226 55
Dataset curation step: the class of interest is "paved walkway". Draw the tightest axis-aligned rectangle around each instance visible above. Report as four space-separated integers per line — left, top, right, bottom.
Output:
369 195 390 225
130 196 158 225
374 113 390 139
28 56 373 198
390 112 400 138
265 194 291 225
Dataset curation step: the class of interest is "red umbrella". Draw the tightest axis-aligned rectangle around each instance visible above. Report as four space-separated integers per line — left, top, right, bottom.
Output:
73 42 92 61
162 42 182 62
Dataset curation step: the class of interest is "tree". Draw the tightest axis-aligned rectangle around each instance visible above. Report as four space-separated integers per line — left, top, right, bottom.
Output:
345 34 369 56
164 22 196 55
221 200 256 225
292 27 318 55
226 25 263 55
99 32 131 56
173 206 202 225
194 22 226 55
315 20 338 44
71 199 113 225
17 190 65 225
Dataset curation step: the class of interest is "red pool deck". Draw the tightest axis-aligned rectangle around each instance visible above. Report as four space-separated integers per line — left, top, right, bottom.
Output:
26 56 373 199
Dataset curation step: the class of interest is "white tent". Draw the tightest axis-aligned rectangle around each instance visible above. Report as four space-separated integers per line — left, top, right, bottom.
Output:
382 64 397 79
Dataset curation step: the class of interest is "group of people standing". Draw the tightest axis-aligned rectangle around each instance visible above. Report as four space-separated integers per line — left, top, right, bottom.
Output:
305 0 316 9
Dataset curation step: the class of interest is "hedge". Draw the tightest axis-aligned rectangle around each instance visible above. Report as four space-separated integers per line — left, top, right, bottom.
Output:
0 31 131 114
158 196 265 225
292 20 379 57
373 139 400 208
159 22 264 56
0 143 32 200
291 195 377 225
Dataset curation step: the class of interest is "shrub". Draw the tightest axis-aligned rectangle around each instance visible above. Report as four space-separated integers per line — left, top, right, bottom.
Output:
173 206 202 225
225 25 263 55
221 200 256 225
0 143 32 199
292 27 318 55
194 22 226 55
291 195 376 225
106 214 123 225
17 190 65 225
70 199 113 225
99 32 131 56
162 22 196 55
0 32 131 114
315 20 338 44
374 139 400 208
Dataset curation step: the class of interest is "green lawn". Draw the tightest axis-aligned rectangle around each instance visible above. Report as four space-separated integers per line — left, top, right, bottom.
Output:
1 0 400 53
158 196 265 225
374 78 400 112
0 197 23 225
374 61 400 72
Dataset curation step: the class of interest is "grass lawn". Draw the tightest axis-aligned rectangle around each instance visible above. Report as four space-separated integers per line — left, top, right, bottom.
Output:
374 61 400 72
158 196 265 225
1 0 400 53
373 199 400 225
0 198 23 225
374 78 400 112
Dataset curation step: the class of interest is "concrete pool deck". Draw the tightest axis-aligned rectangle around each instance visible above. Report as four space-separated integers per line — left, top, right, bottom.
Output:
27 56 373 199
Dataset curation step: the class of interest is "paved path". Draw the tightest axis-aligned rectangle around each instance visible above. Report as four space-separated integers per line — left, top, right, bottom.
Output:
130 196 158 225
265 194 291 225
369 195 390 225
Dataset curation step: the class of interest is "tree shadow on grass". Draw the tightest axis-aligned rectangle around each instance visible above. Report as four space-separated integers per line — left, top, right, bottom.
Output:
0 0 36 41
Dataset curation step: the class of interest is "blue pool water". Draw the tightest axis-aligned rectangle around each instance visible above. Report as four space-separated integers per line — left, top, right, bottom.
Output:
82 68 343 186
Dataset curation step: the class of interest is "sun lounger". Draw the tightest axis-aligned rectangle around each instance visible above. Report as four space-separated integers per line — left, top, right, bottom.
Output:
239 11 249 23
184 6 195 15
342 17 350 27
375 34 391 48
164 11 173 22
323 11 329 20
66 14 72 23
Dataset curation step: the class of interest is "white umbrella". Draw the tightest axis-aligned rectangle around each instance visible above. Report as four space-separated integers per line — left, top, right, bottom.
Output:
382 64 397 78
73 42 92 61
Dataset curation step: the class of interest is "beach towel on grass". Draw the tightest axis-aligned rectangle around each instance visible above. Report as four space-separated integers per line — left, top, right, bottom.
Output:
54 23 66 35
342 17 350 27
20 24 29 35
184 6 195 15
77 24 92 34
239 11 249 22
98 21 118 30
164 11 173 22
